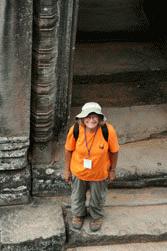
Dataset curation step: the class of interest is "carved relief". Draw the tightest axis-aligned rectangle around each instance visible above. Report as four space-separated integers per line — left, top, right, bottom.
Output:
0 137 29 170
31 0 60 143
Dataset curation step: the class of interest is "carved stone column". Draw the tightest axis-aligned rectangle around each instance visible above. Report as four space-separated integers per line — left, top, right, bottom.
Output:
0 0 32 205
31 0 79 195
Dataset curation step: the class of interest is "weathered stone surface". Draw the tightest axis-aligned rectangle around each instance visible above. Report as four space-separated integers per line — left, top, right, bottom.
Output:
0 0 32 205
43 187 167 210
117 137 167 177
70 105 167 144
66 204 167 247
0 199 66 251
0 0 32 137
32 163 71 196
105 187 167 207
0 191 30 207
0 166 31 206
54 0 79 137
67 241 167 251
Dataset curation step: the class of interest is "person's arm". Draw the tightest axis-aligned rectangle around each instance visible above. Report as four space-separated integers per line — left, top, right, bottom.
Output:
108 151 119 181
64 149 73 184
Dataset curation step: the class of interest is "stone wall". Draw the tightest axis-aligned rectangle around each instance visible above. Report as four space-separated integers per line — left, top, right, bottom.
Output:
0 0 32 205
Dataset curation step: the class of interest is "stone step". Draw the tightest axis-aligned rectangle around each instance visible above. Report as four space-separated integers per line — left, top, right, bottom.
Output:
70 105 167 144
73 42 167 78
66 204 167 248
72 79 167 107
113 137 167 188
54 187 167 209
67 241 167 251
32 137 167 196
72 42 167 107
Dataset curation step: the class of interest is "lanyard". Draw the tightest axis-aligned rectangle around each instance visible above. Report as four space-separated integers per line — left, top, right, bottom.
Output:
84 127 98 157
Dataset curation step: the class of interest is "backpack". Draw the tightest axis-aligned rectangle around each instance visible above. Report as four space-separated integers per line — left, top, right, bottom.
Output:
73 122 109 142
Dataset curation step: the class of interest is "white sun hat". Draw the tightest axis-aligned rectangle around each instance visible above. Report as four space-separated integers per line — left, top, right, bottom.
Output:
76 102 106 120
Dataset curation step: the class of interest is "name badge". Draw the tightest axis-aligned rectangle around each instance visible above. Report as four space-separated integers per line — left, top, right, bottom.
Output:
83 159 92 169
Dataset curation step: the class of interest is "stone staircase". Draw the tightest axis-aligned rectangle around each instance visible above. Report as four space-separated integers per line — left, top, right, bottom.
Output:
72 41 167 108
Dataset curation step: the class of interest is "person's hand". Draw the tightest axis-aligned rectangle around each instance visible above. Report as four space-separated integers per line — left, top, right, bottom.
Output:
108 169 116 182
64 169 72 184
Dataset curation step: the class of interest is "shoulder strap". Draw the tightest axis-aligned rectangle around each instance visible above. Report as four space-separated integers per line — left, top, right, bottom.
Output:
73 122 79 141
101 123 109 142
73 122 108 142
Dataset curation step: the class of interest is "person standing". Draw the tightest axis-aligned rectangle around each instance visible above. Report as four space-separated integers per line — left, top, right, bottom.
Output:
64 102 119 231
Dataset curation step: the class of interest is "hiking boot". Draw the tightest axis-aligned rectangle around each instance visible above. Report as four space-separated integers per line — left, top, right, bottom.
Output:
89 217 103 232
72 216 84 230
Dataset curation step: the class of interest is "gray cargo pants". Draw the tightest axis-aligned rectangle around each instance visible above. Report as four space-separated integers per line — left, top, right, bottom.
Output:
71 176 108 219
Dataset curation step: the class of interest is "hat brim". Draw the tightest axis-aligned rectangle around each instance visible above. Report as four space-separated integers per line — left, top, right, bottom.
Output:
76 110 105 120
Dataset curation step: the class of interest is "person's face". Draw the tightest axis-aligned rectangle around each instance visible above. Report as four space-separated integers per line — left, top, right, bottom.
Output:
83 113 99 130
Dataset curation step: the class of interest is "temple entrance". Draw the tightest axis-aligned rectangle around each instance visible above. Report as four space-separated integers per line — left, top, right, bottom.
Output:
1 0 167 206
30 0 167 196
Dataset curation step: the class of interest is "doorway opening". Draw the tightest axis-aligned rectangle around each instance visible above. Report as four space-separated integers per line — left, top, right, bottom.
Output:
69 0 167 144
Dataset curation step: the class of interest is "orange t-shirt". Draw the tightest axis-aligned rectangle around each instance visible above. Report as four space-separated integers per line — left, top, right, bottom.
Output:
65 123 119 181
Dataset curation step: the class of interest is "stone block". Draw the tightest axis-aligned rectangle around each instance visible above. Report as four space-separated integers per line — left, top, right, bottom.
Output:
0 199 66 251
32 163 71 196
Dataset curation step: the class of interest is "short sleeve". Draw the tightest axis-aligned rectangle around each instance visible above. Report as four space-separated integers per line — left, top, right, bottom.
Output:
108 124 120 153
65 125 76 151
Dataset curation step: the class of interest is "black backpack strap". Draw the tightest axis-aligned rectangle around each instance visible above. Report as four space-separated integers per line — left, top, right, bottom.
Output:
73 122 79 141
101 123 109 142
73 122 108 142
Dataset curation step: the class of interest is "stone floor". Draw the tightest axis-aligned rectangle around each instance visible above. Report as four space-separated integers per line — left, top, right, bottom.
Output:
1 187 167 250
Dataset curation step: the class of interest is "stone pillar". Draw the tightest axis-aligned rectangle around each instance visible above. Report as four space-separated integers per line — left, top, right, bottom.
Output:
0 0 32 205
31 0 79 195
